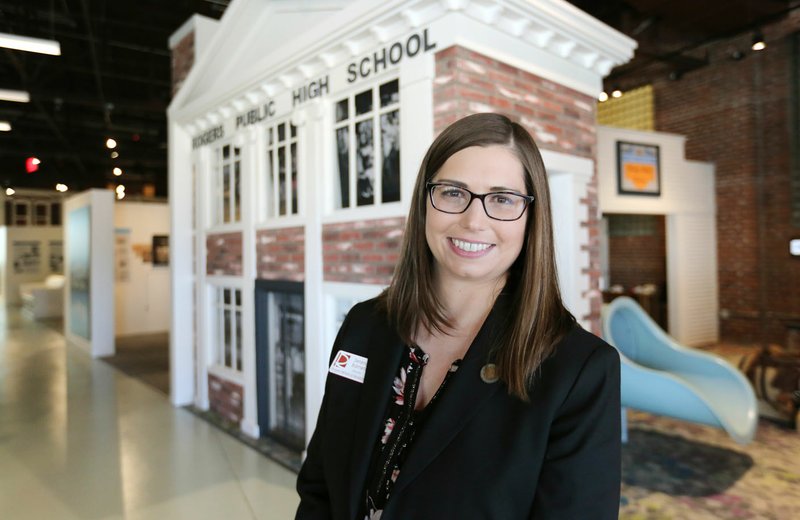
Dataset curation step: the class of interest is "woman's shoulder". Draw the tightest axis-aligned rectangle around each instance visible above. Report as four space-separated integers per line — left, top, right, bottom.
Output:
543 324 619 379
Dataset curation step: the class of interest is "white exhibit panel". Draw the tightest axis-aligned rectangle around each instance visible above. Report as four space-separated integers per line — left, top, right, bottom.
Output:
64 189 115 357
113 201 171 336
0 226 63 305
596 125 718 345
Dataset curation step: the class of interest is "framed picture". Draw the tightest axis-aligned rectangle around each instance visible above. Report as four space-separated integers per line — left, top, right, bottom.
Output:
617 141 661 196
152 235 169 266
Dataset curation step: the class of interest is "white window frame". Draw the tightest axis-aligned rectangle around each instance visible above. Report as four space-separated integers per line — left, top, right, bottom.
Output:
209 284 244 376
212 141 242 226
331 75 401 215
263 119 301 221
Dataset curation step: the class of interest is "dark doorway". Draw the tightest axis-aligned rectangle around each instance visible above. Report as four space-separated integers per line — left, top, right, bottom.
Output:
254 280 305 452
602 213 669 330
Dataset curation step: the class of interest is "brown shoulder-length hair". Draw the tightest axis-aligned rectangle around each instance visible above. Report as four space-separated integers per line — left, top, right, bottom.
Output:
379 112 575 401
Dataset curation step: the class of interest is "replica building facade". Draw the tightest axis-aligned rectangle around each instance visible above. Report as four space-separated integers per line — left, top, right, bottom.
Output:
168 0 635 450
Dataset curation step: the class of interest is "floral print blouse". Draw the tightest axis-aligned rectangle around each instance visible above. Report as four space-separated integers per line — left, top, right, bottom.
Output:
363 345 461 519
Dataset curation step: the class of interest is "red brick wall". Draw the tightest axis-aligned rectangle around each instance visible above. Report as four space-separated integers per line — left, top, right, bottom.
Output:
433 46 601 329
322 217 404 285
171 31 195 97
256 227 305 281
208 373 243 424
207 232 243 276
653 13 800 344
608 216 667 292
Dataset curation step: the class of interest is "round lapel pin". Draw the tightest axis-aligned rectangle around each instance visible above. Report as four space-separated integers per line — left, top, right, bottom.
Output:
480 363 499 384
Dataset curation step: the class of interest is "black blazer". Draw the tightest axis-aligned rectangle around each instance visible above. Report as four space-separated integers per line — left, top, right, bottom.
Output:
296 296 621 520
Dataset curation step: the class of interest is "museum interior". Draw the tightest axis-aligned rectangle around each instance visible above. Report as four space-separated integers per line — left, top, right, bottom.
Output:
0 0 799 518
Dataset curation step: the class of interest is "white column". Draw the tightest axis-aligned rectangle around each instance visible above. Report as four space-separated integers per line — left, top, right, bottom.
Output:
169 121 195 406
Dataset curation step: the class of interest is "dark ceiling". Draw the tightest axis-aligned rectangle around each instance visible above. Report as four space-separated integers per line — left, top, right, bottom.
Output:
0 0 795 197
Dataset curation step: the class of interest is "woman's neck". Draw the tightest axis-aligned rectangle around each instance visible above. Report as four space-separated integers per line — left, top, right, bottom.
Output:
433 273 506 338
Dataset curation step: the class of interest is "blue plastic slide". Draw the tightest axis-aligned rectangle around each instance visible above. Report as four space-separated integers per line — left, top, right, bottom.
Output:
602 296 758 444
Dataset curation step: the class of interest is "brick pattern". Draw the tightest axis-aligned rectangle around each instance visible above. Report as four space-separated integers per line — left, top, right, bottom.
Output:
322 217 404 285
208 373 243 424
433 46 601 329
434 46 597 158
206 232 243 276
256 227 305 281
654 13 800 344
171 32 195 97
608 217 667 292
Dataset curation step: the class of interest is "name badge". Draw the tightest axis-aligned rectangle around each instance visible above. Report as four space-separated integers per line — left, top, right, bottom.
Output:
329 350 368 383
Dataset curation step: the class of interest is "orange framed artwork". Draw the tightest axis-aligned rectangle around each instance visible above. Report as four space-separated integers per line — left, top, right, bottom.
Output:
617 141 661 196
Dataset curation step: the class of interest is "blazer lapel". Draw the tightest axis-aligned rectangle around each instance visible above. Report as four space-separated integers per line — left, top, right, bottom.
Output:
346 317 405 518
389 295 509 498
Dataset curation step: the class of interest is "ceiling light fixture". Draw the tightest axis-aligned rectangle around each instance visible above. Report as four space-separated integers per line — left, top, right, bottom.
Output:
56 183 68 192
113 167 122 176
5 188 15 196
111 151 119 159
106 138 117 149
598 91 609 102
0 32 61 55
752 31 766 51
0 89 30 103
611 87 623 98
0 121 11 131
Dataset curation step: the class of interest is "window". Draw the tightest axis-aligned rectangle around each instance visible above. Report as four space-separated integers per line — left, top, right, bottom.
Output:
14 202 29 226
213 143 242 225
265 121 299 218
214 287 243 372
334 78 400 209
51 202 62 226
34 202 48 226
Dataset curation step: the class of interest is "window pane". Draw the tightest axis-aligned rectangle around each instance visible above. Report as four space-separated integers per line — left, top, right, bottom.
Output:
236 310 242 372
355 89 373 115
267 149 274 217
381 110 400 203
335 127 350 208
234 159 241 222
335 99 349 122
268 127 274 146
224 308 232 368
380 79 399 107
223 288 231 305
290 124 297 138
278 146 287 215
223 164 231 223
235 288 241 307
4 201 12 227
356 119 374 206
51 203 61 226
291 142 298 215
278 123 286 142
223 145 230 159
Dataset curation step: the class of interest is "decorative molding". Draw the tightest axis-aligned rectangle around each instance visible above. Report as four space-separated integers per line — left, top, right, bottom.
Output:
176 0 635 125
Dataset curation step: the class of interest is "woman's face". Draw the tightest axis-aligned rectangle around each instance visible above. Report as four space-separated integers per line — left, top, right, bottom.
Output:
425 145 529 289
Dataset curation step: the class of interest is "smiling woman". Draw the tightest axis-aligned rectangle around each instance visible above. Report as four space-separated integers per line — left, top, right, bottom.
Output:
296 113 621 520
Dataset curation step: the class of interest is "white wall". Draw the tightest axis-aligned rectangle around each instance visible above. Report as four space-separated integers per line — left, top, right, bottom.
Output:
114 201 171 336
1 226 63 304
597 126 718 345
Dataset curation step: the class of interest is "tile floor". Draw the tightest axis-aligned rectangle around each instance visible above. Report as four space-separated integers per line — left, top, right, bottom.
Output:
0 303 300 519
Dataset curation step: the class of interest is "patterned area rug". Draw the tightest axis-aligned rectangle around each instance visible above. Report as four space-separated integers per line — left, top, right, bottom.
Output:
621 411 800 519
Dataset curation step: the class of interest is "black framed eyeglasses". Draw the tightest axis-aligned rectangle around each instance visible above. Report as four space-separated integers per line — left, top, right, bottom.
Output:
426 182 535 221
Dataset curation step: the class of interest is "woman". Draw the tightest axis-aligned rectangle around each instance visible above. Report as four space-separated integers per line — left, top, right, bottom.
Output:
296 113 621 519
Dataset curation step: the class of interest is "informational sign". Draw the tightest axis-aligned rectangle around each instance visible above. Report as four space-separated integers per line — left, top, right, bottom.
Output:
12 240 41 274
68 206 91 341
49 240 63 273
617 141 661 196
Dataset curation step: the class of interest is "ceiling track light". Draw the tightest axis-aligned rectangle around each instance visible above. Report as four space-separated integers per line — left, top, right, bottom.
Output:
752 31 766 51
0 88 30 103
611 87 623 98
0 121 11 132
598 91 609 102
0 32 61 55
